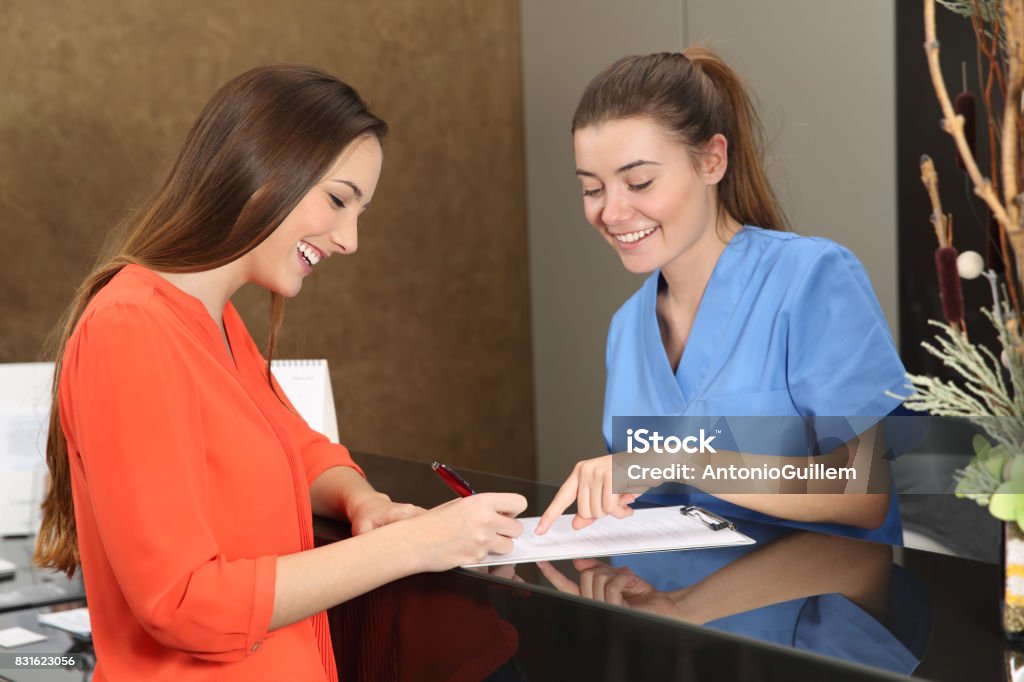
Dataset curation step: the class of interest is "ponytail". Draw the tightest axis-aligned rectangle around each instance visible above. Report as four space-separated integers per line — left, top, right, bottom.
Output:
682 46 786 232
572 47 788 232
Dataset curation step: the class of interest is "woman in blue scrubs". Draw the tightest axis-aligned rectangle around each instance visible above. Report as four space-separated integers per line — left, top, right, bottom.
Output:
537 48 907 544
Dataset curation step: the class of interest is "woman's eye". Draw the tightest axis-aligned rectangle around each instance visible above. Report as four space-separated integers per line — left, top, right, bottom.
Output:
628 180 653 192
328 193 346 209
582 187 603 198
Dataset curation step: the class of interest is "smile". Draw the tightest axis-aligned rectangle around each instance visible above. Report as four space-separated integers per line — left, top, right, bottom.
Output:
297 241 322 267
612 226 658 245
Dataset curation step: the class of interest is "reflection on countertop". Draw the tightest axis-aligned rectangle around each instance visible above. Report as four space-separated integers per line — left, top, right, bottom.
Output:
534 523 928 676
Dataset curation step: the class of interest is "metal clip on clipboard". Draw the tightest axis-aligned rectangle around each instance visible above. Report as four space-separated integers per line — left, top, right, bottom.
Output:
680 505 736 531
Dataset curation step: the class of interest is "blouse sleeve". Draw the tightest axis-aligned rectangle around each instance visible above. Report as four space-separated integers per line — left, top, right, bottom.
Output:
62 302 276 662
786 242 906 421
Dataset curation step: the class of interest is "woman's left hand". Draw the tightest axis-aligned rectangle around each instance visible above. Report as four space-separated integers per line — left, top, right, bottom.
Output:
346 492 426 535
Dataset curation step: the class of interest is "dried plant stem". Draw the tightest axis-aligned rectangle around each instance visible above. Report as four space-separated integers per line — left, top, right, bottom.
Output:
1002 0 1023 223
967 1 1024 318
970 0 1007 116
925 0 1024 301
921 155 950 246
925 0 1013 226
1002 224 1024 320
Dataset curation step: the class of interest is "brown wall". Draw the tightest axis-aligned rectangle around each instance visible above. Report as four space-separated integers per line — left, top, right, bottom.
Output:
0 1 535 479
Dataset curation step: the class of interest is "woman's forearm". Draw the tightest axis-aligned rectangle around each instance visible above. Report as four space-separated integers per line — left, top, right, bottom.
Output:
672 530 892 624
269 520 420 631
710 492 891 529
308 465 384 519
271 490 529 631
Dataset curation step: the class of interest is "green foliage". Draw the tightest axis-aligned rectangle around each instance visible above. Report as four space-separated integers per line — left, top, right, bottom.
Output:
895 300 1024 528
936 0 1007 54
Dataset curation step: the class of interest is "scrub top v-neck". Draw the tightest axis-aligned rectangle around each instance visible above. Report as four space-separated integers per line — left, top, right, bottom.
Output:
644 227 757 411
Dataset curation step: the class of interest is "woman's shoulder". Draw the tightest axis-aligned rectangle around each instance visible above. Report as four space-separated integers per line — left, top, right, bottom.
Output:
739 226 866 284
741 225 854 260
74 265 188 341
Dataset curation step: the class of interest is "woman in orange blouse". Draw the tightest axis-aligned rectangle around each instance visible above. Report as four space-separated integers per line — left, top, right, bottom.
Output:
34 64 526 682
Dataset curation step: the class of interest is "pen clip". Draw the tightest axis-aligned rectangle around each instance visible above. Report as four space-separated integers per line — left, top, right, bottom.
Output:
680 506 735 531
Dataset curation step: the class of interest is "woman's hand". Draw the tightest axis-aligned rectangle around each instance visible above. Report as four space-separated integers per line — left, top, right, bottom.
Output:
538 559 682 620
405 493 528 572
347 491 425 535
535 455 639 534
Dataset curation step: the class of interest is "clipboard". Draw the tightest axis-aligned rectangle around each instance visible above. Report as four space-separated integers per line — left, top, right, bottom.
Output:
464 505 756 568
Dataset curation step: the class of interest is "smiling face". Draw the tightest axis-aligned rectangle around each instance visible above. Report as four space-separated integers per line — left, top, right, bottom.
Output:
241 134 383 297
573 116 731 274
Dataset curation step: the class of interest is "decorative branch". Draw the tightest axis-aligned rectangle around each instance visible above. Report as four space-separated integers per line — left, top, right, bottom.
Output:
1001 0 1024 225
967 0 1024 318
921 155 950 246
926 0 1014 230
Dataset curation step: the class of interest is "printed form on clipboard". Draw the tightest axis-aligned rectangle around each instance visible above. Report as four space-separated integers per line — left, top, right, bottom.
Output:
464 506 755 568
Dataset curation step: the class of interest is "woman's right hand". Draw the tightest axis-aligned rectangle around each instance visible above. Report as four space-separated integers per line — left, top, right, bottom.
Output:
406 493 528 572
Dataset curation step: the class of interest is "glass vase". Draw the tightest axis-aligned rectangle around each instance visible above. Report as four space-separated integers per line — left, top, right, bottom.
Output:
1005 522 1024 643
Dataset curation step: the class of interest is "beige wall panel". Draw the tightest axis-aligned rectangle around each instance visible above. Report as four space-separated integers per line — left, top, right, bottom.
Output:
519 0 683 482
687 0 899 338
0 0 535 478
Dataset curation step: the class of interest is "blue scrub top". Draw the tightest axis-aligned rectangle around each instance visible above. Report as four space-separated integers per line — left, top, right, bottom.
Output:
603 226 907 544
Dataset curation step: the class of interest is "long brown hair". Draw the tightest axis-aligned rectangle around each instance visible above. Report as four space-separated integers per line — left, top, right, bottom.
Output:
571 47 787 232
35 64 388 576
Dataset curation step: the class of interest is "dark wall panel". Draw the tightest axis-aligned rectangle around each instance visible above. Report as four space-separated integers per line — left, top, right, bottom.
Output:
897 2 1001 380
0 1 535 478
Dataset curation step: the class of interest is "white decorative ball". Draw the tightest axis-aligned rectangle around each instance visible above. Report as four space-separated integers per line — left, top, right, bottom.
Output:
957 250 985 280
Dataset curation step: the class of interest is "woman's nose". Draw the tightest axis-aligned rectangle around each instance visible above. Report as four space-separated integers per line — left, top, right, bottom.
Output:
330 220 358 255
601 190 633 226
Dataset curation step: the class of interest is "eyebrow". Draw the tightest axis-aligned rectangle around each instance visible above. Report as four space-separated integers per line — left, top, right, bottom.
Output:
330 179 363 200
575 159 661 177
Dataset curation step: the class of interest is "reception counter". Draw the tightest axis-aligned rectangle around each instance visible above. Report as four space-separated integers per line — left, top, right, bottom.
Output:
319 452 1007 681
0 451 1011 681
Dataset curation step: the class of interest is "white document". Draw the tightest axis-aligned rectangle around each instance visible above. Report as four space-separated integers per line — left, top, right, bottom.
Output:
0 626 47 648
464 506 755 568
270 359 339 443
37 608 91 637
0 362 54 536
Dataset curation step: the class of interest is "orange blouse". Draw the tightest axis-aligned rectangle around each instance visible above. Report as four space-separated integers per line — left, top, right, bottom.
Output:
59 264 363 681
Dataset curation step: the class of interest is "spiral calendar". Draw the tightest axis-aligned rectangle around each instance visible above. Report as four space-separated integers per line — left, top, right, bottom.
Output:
270 359 340 443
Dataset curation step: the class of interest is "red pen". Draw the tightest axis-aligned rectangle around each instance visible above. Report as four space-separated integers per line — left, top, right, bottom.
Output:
432 461 477 497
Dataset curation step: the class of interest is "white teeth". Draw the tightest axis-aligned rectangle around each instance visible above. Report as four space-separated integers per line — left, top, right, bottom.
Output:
297 241 321 266
614 226 657 244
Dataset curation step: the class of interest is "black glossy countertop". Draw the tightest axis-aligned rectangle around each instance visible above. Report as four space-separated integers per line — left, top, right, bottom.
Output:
0 452 1009 681
314 452 1009 682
